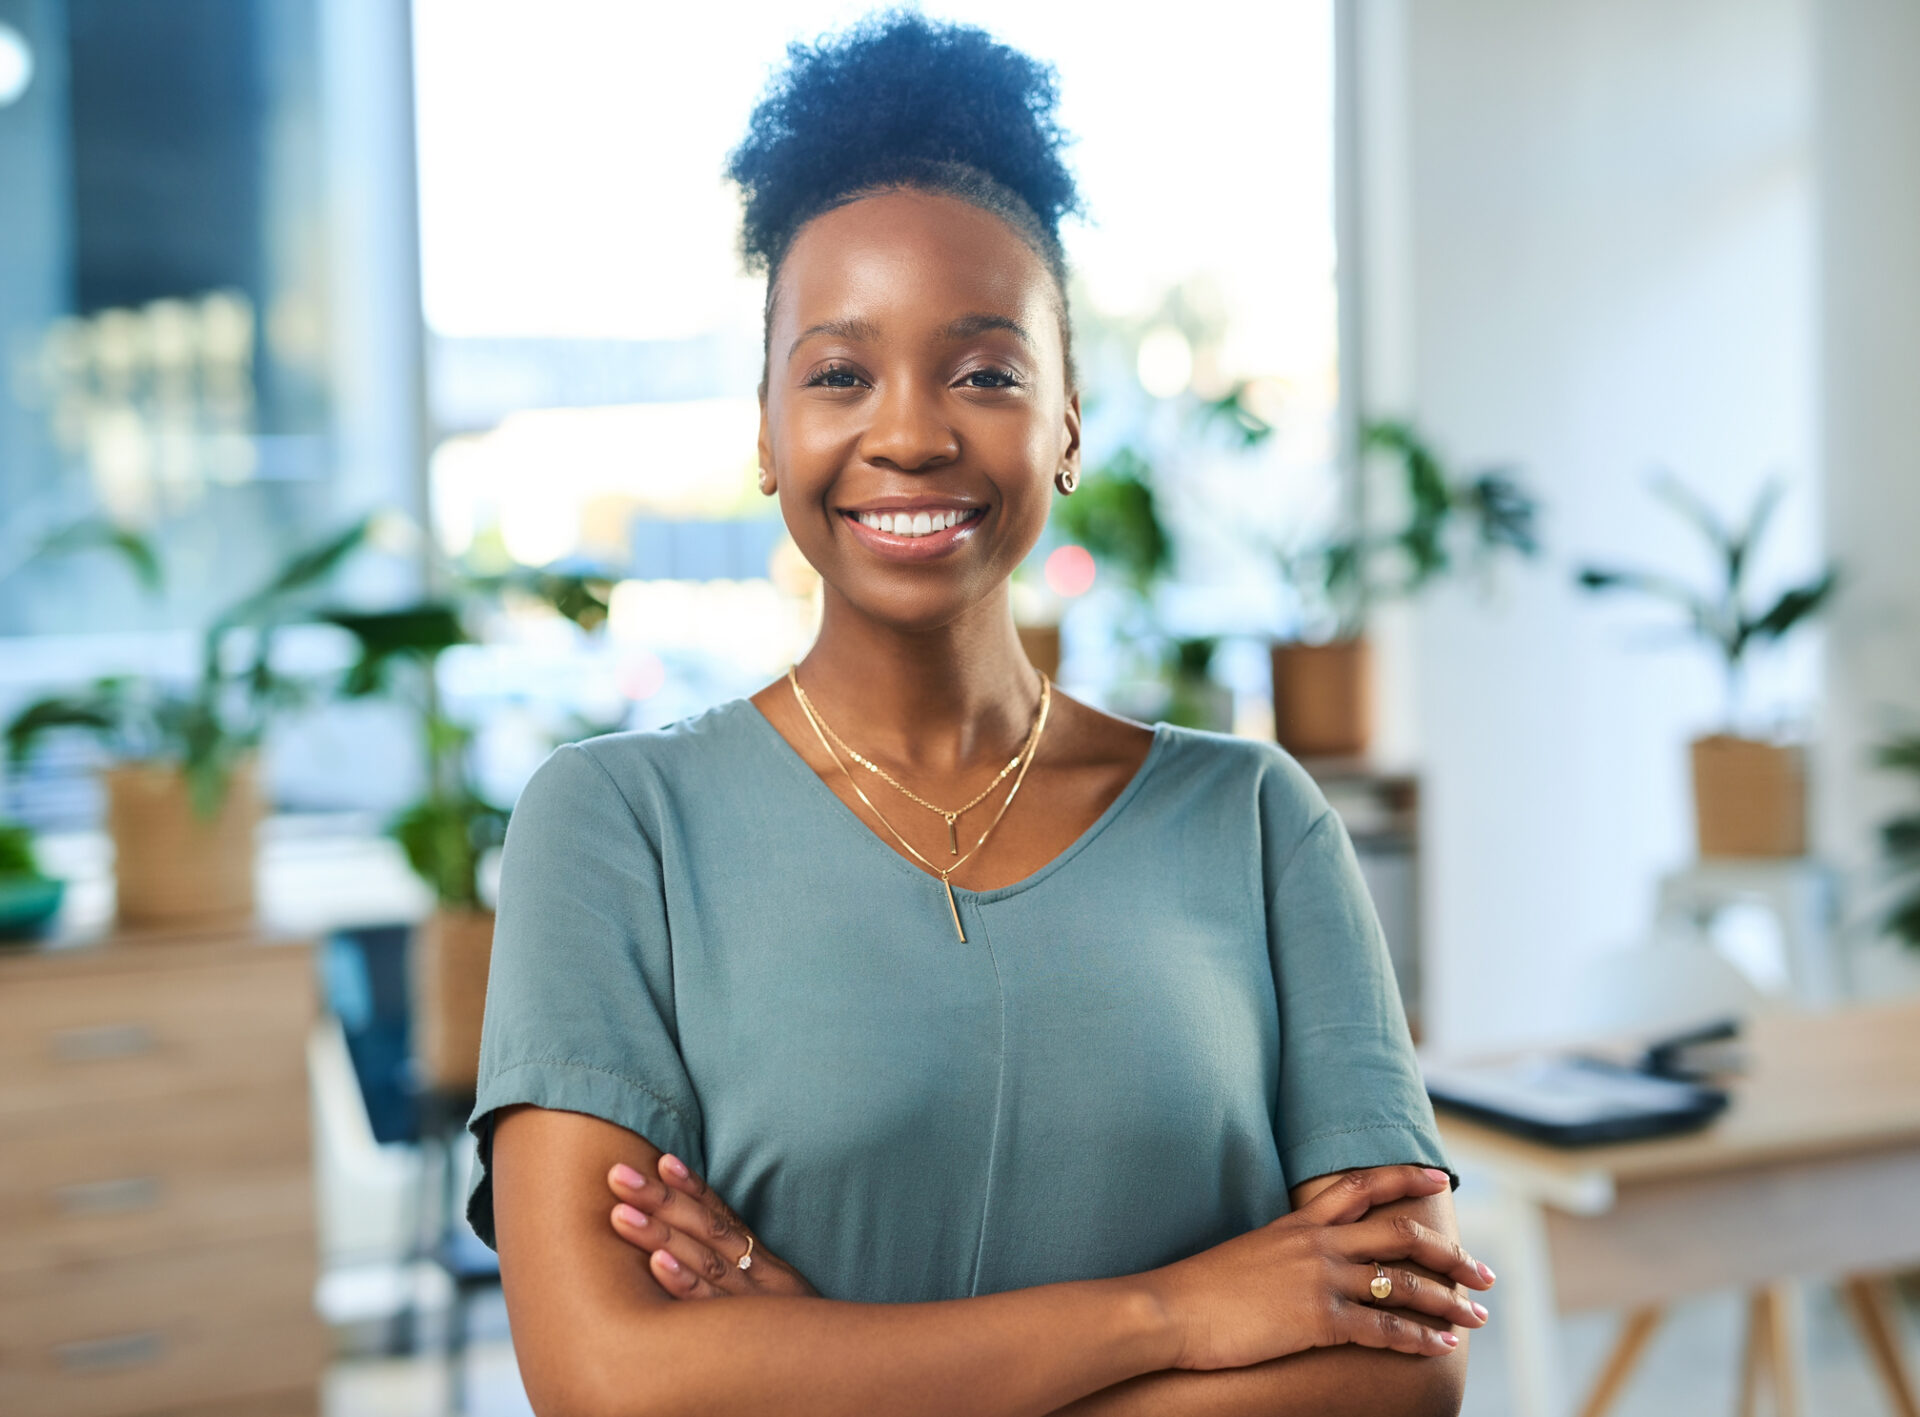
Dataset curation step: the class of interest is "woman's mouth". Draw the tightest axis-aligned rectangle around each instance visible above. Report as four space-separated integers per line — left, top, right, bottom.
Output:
840 505 985 561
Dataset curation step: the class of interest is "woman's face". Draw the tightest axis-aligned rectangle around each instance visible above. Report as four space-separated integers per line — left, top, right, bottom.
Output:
759 189 1080 634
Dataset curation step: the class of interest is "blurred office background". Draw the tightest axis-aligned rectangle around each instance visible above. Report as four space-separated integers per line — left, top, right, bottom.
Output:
1 1 1917 1415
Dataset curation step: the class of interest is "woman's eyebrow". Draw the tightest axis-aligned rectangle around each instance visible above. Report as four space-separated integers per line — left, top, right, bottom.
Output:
787 316 882 360
941 313 1033 348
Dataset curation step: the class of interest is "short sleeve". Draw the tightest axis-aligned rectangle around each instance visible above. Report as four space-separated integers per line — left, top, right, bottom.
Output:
1267 807 1454 1193
464 741 705 1248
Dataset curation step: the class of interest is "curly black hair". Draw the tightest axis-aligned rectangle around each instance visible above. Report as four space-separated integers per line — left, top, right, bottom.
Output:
729 11 1082 379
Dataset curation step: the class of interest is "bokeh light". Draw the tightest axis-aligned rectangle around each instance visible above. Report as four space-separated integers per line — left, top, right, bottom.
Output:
1044 544 1098 598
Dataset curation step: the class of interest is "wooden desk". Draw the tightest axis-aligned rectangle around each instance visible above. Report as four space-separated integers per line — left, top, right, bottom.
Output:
1437 1000 1920 1417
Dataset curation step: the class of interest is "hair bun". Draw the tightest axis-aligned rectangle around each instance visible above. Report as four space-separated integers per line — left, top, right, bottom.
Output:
728 10 1081 273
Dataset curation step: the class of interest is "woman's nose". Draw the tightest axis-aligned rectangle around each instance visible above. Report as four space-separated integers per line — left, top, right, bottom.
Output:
857 380 960 472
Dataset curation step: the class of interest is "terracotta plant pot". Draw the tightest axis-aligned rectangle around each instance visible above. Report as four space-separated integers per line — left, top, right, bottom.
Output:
1690 735 1806 859
413 907 496 1093
1270 638 1373 759
103 757 261 931
1016 623 1062 681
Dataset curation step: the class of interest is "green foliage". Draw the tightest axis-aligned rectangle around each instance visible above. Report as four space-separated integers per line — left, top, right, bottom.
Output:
0 820 42 880
385 718 510 911
1575 474 1838 731
1052 447 1174 595
1289 419 1541 640
3 515 382 819
1878 733 1920 951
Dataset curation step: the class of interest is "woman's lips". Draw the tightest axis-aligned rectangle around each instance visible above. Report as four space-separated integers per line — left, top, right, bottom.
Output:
840 507 984 562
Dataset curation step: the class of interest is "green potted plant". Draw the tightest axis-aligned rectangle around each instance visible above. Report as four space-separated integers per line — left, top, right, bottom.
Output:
1275 419 1540 758
1875 732 1920 950
4 514 383 929
327 567 613 1092
1576 476 1837 858
0 818 64 944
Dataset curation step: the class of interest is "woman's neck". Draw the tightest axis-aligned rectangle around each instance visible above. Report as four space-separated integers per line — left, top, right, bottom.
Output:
793 586 1043 776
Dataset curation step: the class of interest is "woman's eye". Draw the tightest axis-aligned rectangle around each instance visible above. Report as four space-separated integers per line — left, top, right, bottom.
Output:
961 368 1020 389
805 365 864 389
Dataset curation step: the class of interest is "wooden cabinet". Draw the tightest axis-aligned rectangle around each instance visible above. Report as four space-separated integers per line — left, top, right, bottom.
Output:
0 933 325 1417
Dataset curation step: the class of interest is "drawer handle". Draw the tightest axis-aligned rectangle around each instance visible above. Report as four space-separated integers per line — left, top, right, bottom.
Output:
51 1023 158 1062
55 1330 166 1372
55 1175 164 1215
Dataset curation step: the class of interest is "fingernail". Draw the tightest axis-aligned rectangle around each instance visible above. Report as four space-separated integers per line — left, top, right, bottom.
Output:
1423 1168 1450 1184
613 1204 646 1228
657 1250 682 1273
662 1155 690 1181
1478 1262 1497 1284
1440 1332 1459 1348
611 1164 644 1190
1472 1302 1489 1321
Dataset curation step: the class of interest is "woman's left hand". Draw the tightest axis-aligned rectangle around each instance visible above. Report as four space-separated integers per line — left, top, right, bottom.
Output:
606 1154 819 1300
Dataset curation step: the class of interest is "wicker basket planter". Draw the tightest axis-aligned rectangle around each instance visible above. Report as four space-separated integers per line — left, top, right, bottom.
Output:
1271 637 1373 759
103 757 261 930
413 907 496 1093
1016 623 1062 681
1691 735 1806 859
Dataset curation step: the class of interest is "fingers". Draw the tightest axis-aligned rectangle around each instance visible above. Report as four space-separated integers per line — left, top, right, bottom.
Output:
1327 1297 1463 1357
1346 1263 1488 1332
608 1156 755 1297
648 1239 728 1299
1341 1212 1496 1291
1292 1167 1454 1227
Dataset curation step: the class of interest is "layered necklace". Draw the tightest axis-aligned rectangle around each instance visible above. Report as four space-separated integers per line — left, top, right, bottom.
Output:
788 667 1052 942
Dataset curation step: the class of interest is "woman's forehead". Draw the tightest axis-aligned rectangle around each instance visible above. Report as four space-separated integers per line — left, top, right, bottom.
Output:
774 190 1059 347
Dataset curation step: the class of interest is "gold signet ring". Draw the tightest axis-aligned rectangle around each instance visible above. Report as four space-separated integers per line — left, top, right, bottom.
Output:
1371 1265 1393 1301
738 1233 755 1272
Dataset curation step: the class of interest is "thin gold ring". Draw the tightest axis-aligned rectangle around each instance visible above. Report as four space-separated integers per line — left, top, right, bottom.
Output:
738 1232 755 1272
1370 1264 1393 1301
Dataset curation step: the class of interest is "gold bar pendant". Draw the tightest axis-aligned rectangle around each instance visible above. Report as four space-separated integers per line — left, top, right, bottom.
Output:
946 815 959 855
943 877 966 942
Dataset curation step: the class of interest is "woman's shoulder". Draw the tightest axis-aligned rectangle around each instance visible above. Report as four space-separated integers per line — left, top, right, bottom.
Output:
1142 722 1333 845
516 698 769 826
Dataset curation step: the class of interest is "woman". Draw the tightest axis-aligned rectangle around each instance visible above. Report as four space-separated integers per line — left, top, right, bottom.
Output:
470 14 1492 1416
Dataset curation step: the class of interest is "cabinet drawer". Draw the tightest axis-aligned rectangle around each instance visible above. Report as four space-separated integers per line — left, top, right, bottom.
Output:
0 1086 311 1273
0 948 311 1119
0 1236 324 1417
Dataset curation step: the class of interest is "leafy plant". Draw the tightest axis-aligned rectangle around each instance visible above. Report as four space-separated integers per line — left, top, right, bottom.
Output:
1878 733 1920 951
327 567 614 910
4 515 384 816
1287 419 1541 642
1052 446 1173 596
0 820 44 880
1576 475 1837 734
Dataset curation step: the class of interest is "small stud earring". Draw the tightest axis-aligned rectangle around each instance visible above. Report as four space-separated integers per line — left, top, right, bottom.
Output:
1054 467 1079 495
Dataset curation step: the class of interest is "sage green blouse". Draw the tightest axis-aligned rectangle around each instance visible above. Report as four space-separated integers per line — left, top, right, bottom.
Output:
467 698 1449 1301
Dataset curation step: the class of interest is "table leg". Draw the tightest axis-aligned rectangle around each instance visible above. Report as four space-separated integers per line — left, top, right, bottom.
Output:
1575 1307 1662 1417
1842 1276 1920 1417
1764 1282 1808 1417
1737 1289 1771 1417
1499 1189 1565 1417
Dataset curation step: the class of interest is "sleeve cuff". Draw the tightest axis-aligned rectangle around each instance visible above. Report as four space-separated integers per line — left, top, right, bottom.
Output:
1279 1123 1459 1195
465 1058 704 1249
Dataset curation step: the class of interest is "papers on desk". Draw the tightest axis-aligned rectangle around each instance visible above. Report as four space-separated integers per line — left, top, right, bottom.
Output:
1424 1055 1729 1146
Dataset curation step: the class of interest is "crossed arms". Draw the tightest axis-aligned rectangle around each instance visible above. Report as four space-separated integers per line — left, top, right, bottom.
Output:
491 1107 1487 1417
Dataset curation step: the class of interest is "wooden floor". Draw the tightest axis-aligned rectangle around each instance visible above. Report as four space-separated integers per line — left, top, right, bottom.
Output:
324 1281 1920 1417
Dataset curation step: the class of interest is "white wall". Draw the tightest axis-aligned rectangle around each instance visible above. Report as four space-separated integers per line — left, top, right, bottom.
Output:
1812 1 1920 996
1356 0 1823 1049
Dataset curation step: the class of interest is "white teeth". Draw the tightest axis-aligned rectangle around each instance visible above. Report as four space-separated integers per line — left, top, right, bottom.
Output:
857 508 975 538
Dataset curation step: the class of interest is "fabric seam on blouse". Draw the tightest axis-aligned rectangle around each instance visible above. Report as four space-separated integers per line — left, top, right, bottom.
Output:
1279 1120 1436 1154
1272 806 1337 891
963 905 1012 1298
484 1056 698 1135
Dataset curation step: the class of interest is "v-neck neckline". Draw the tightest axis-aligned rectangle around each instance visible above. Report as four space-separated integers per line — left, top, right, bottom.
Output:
735 696 1170 905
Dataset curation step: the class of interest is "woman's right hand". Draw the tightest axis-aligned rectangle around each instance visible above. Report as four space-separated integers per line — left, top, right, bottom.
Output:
1144 1166 1494 1371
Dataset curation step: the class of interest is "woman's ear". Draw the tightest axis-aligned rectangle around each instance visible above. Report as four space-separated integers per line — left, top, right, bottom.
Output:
1061 391 1082 482
756 400 777 496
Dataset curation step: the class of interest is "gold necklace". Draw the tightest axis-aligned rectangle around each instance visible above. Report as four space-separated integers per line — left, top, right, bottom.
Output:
805 705 1025 854
788 667 1051 942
